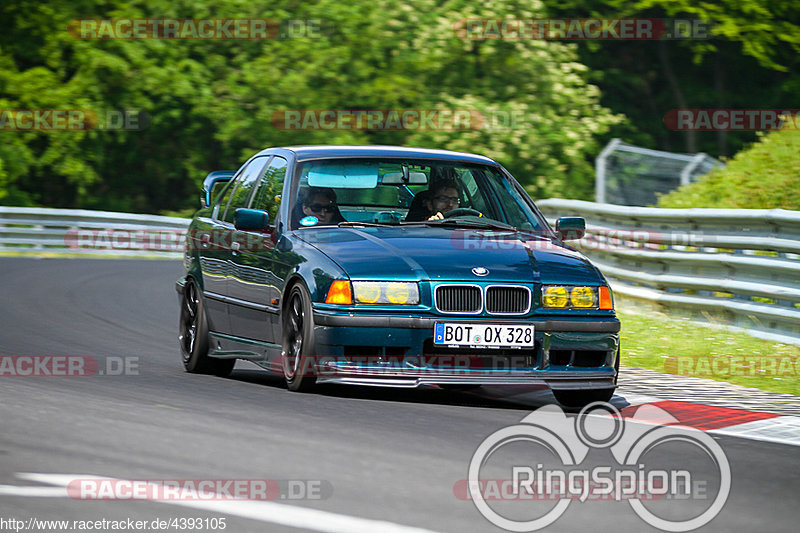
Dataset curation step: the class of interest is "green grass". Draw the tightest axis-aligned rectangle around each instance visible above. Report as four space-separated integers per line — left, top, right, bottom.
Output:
618 309 800 396
657 127 800 209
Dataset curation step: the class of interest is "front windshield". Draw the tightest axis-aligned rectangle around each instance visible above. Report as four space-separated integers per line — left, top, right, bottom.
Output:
290 158 549 232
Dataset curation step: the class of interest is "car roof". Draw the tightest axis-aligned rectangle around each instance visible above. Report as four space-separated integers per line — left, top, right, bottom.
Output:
263 145 499 165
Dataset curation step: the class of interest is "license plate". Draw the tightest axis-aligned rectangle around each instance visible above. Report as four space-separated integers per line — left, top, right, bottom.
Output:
434 323 534 348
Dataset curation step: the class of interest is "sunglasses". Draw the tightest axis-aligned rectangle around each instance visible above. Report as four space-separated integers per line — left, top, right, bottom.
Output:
307 203 337 214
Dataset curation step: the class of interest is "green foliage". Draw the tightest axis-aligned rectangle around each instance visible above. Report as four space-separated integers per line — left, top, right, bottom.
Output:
634 0 800 72
4 0 797 212
544 0 800 158
0 0 620 213
657 127 800 209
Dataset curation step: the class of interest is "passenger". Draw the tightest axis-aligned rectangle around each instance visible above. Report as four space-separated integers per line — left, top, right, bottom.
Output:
292 187 345 227
404 178 461 222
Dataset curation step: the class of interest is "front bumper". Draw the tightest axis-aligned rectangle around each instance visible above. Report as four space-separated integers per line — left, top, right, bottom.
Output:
311 310 619 389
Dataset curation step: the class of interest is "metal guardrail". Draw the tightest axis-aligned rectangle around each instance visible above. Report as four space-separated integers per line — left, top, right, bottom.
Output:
3 203 799 344
537 199 800 345
0 206 189 258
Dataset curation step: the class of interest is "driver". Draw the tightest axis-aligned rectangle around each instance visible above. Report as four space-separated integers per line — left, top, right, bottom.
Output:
406 178 461 221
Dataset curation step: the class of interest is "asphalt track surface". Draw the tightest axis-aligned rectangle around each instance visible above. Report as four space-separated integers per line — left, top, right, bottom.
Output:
0 257 798 533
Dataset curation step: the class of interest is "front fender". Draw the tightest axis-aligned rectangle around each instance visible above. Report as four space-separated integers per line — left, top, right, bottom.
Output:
280 234 349 304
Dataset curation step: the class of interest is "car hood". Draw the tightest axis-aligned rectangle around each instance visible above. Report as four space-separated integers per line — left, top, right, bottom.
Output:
296 226 603 285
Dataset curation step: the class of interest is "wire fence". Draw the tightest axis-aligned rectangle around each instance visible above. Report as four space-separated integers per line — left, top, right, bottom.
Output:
595 138 724 206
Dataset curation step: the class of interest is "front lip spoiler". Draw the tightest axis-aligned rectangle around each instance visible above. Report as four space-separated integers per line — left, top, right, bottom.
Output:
316 374 615 389
313 312 620 333
314 362 616 389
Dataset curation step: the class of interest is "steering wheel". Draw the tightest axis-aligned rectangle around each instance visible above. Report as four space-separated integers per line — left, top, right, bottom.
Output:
443 207 482 218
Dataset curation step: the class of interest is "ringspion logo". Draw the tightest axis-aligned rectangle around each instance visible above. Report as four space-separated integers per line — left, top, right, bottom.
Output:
464 403 730 531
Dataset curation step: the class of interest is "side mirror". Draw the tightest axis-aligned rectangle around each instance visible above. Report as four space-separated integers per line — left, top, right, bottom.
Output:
201 171 235 208
555 217 585 241
234 208 270 231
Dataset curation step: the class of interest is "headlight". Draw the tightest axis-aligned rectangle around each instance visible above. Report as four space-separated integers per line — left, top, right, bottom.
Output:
353 281 420 305
542 285 569 308
542 285 611 309
570 286 596 308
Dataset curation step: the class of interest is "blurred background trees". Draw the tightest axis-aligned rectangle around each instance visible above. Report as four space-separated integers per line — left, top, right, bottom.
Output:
0 0 796 213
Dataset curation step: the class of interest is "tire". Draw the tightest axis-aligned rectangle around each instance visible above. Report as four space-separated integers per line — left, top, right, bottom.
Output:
282 284 317 392
179 280 235 377
552 387 615 408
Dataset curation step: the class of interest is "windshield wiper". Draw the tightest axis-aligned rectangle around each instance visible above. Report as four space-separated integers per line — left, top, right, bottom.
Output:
401 218 551 238
337 221 396 228
416 218 518 231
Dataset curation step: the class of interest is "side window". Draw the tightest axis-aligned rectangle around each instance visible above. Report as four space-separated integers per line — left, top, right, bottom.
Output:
221 157 269 224
213 179 237 220
250 156 288 226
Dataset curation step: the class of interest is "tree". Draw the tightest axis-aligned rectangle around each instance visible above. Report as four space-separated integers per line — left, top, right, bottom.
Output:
0 0 620 211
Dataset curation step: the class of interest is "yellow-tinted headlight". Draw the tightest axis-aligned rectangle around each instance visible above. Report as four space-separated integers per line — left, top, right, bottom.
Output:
385 283 412 304
570 286 596 308
352 282 419 305
355 283 380 303
542 286 569 307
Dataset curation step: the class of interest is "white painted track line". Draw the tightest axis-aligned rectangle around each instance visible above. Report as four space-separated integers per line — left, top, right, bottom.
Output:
710 416 800 447
14 473 441 533
0 485 68 497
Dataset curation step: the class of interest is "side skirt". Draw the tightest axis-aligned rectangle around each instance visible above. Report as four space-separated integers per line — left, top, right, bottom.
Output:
208 331 282 363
